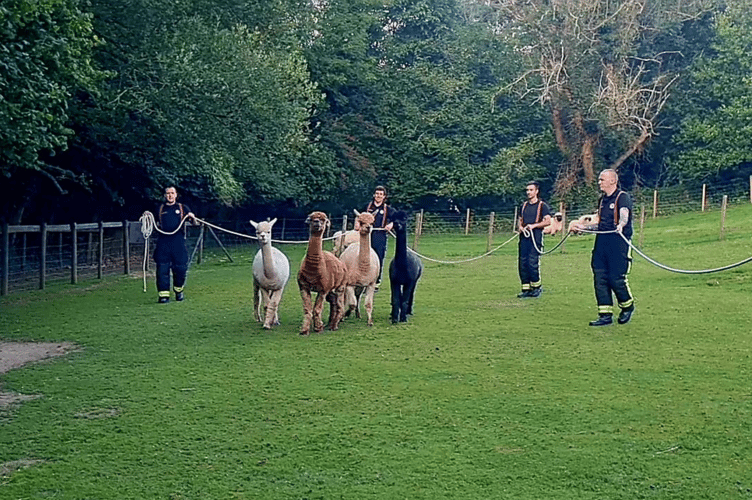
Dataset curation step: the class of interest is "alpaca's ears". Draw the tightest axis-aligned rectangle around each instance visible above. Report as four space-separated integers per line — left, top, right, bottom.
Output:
269 217 277 226
250 220 258 229
353 209 361 217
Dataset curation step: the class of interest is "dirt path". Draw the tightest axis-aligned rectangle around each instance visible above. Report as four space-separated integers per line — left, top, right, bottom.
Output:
0 341 78 409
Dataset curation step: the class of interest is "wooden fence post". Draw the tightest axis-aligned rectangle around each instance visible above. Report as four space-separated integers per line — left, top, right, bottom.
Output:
40 222 47 290
98 221 104 279
58 232 63 268
198 225 205 264
652 189 658 219
412 211 423 251
559 202 567 253
487 212 495 252
123 221 130 275
639 205 646 248
720 195 728 240
702 184 707 212
1 223 8 296
749 175 752 204
512 206 518 232
71 223 78 284
465 208 471 235
21 233 26 270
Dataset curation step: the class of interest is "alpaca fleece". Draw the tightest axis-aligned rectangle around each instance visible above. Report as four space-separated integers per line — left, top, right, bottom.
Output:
297 211 348 334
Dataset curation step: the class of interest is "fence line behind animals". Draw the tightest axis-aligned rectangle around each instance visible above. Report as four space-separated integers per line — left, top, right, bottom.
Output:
3 176 752 296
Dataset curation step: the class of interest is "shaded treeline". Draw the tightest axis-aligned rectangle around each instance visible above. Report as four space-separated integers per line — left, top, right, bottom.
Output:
2 0 751 224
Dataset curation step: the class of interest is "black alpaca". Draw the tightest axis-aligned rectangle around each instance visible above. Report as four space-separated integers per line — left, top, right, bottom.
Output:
388 211 423 323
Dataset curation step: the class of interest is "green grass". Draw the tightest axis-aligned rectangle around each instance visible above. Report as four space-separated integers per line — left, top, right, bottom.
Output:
2 205 752 499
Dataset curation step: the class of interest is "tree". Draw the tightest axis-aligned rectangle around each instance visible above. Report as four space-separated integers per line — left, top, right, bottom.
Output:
306 0 553 209
0 0 105 219
468 0 718 196
668 2 752 181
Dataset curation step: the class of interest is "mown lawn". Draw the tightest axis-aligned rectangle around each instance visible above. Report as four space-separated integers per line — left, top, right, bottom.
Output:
1 205 752 499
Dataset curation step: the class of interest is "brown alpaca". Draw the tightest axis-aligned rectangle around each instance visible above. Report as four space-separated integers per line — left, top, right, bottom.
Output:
339 212 380 326
297 212 348 335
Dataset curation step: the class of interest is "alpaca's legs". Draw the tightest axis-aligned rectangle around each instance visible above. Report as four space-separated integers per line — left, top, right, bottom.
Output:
299 287 314 335
354 286 364 319
329 287 346 331
343 286 357 318
364 285 375 326
264 290 280 329
403 282 418 321
312 293 326 332
390 283 402 324
253 281 262 322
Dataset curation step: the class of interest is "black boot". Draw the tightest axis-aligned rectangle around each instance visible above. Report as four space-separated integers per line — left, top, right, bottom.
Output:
618 305 634 324
517 290 532 298
589 314 613 327
175 291 185 302
158 296 169 304
528 288 542 298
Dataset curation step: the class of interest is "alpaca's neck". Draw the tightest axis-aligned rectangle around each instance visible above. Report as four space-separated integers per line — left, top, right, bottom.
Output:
358 231 371 271
260 241 277 280
305 233 324 267
395 228 408 260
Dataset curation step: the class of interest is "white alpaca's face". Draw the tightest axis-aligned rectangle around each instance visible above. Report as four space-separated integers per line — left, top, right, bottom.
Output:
251 218 276 244
257 223 272 244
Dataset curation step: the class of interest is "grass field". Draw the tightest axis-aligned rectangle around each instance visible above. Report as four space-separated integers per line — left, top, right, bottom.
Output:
2 205 752 499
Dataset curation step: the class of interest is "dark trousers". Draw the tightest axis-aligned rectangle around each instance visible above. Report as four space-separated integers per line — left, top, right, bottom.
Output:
591 234 634 314
371 232 388 282
154 237 189 295
518 234 542 289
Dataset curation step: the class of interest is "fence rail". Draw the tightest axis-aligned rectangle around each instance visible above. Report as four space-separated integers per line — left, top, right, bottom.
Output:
3 177 752 296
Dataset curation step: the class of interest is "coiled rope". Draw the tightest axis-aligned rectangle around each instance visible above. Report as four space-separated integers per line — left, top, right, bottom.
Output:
578 228 752 274
138 211 195 292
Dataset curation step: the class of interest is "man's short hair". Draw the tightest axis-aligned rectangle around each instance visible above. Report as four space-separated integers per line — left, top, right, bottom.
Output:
374 185 387 195
526 181 540 191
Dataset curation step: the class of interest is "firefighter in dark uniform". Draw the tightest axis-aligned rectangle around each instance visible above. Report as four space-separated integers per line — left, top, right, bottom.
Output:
573 169 635 326
152 186 197 303
356 185 393 288
517 181 552 298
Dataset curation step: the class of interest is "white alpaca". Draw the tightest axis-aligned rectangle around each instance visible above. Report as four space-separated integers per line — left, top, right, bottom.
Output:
332 230 359 257
339 211 380 326
250 218 290 329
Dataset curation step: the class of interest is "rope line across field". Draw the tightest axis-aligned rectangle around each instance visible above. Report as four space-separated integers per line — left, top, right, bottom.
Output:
138 212 752 291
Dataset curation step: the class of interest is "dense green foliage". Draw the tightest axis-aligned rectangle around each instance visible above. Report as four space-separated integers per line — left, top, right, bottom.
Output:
2 205 752 498
668 1 752 181
1 0 750 222
0 0 105 190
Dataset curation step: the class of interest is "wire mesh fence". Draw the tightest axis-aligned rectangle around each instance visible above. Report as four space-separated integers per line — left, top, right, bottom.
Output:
3 177 752 296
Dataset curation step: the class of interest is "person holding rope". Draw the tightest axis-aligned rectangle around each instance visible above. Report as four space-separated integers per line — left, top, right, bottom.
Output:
572 169 635 326
355 185 394 289
517 181 552 298
146 186 198 303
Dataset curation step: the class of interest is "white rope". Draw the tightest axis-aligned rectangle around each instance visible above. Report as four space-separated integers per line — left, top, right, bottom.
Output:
523 227 573 255
401 232 519 264
196 217 349 244
579 228 752 274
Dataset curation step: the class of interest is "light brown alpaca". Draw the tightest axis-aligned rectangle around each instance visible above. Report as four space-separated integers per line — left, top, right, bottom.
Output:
339 212 380 326
297 212 348 335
